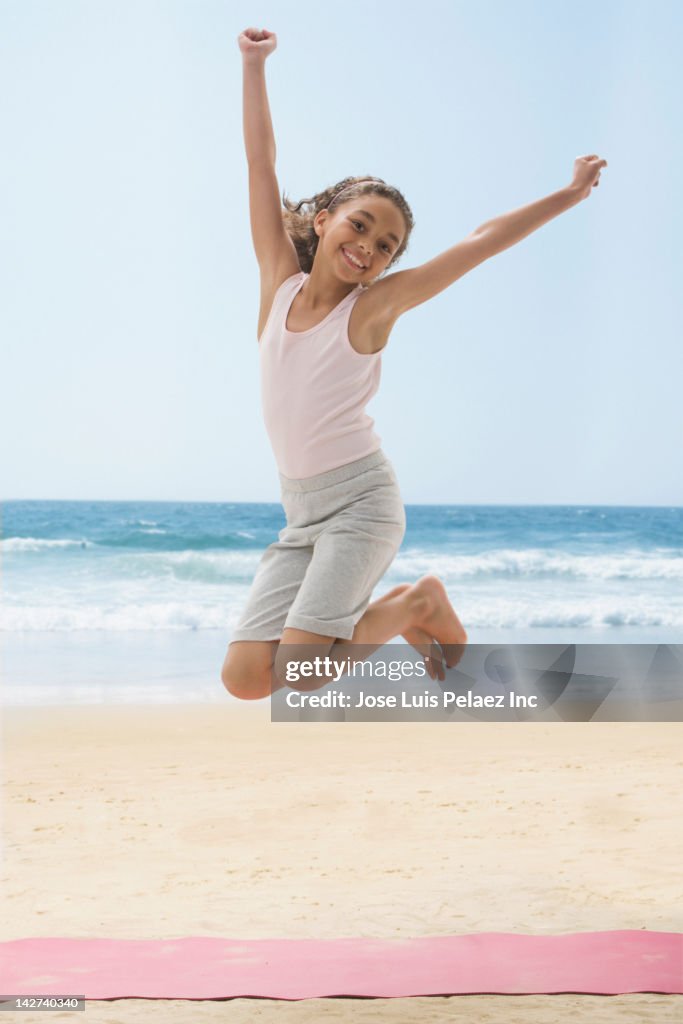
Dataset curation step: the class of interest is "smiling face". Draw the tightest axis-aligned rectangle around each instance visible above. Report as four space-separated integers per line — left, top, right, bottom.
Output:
313 194 407 284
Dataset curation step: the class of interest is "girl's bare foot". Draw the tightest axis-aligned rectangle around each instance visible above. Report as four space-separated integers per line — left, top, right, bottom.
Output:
411 575 468 668
373 584 446 679
403 623 447 680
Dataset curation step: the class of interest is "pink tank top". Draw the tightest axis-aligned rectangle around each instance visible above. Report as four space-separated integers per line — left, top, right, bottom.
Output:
259 271 383 479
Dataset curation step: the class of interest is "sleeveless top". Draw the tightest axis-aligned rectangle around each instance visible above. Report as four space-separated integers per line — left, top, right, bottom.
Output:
259 271 383 479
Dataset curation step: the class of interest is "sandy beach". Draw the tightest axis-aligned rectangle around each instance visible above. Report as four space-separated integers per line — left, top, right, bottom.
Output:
2 704 681 1022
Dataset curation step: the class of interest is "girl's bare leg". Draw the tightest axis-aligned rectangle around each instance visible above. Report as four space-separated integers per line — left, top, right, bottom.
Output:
331 575 467 674
341 582 445 679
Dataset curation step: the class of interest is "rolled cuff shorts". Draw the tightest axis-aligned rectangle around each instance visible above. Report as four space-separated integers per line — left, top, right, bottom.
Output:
230 449 406 643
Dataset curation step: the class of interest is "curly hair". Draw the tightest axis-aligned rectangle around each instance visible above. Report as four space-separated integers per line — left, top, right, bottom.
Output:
281 175 414 277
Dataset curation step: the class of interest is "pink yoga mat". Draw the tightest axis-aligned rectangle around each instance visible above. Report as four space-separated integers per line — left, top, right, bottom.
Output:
1 932 680 1000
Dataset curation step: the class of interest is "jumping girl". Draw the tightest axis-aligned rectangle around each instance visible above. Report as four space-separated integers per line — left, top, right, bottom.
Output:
222 27 607 701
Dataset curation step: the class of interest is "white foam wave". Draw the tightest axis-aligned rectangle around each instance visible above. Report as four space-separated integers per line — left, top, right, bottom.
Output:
7 538 680 584
135 549 263 582
392 547 683 582
1 537 95 552
2 592 682 632
0 602 241 631
460 594 683 629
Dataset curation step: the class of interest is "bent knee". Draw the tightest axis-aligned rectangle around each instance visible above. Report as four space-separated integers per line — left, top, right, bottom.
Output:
221 660 272 701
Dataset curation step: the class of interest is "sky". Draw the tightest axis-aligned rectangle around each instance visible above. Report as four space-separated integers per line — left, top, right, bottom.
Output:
2 0 681 505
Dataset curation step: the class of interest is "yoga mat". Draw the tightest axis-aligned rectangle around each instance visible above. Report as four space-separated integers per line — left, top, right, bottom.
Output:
1 932 681 999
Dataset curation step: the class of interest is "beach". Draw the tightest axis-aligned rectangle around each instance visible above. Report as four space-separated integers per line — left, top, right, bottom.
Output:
2 703 681 1022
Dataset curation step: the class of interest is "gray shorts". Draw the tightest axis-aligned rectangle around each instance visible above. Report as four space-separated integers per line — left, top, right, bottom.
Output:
230 449 406 643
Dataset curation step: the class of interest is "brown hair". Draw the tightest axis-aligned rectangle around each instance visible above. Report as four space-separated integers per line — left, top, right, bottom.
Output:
282 175 414 276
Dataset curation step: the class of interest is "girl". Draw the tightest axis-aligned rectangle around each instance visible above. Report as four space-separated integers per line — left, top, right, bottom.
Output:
222 27 607 701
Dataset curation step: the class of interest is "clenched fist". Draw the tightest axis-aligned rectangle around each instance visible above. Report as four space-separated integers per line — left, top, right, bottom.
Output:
238 27 277 62
571 154 608 200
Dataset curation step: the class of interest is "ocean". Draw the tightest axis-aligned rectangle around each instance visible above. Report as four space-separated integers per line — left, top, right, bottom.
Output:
2 500 682 704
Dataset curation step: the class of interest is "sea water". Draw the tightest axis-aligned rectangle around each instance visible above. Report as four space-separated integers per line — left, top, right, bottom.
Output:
2 500 682 704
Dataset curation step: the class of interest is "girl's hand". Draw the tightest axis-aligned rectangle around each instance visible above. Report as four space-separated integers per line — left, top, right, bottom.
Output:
238 27 277 62
570 154 608 200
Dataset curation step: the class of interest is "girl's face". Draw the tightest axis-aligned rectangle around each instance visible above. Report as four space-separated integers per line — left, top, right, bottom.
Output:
314 195 406 283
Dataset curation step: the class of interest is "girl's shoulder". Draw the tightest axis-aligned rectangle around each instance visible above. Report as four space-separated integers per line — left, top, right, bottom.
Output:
257 269 304 342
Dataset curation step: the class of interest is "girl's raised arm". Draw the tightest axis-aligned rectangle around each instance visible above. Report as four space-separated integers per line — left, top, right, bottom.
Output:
369 155 608 325
238 28 298 303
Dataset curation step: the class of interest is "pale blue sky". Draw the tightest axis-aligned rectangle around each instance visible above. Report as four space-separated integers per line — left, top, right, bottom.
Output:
2 0 681 504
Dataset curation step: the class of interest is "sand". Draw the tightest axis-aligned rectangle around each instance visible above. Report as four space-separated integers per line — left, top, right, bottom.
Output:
1 703 681 1022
